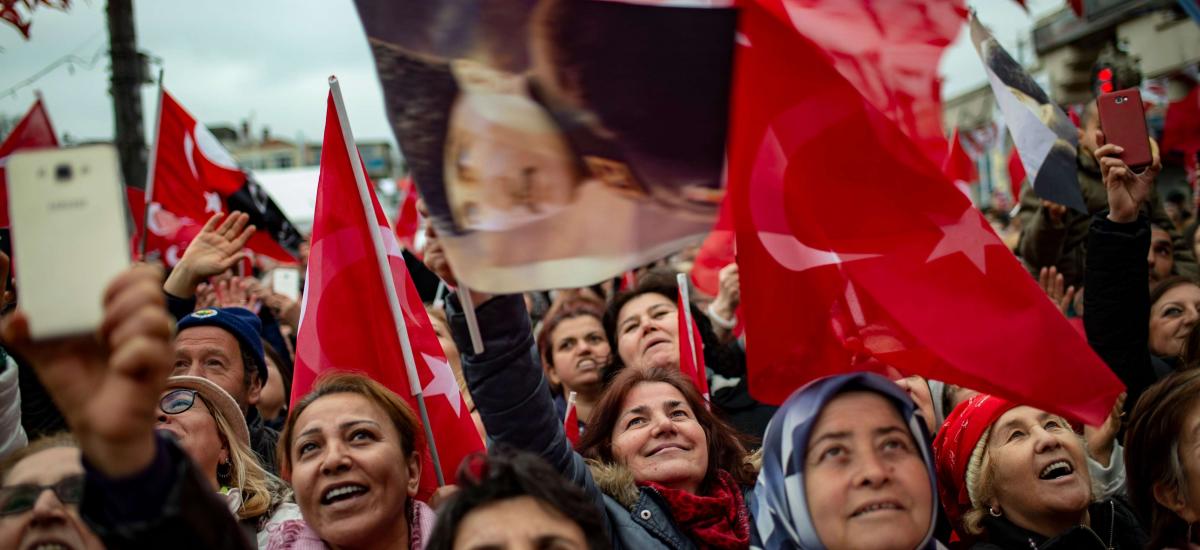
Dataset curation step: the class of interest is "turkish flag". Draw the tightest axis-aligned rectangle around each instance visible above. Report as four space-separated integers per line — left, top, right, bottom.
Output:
0 98 59 228
563 392 579 447
943 128 978 190
1162 86 1200 187
143 91 301 267
1008 147 1026 206
689 195 735 298
677 288 710 401
767 0 964 168
730 1 1122 425
292 93 484 500
393 176 421 254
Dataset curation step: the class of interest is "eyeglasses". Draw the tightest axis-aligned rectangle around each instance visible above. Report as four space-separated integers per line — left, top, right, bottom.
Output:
160 388 200 415
0 475 84 516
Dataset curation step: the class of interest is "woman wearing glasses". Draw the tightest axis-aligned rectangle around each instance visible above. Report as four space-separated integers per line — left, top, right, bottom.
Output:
0 433 104 550
157 376 301 548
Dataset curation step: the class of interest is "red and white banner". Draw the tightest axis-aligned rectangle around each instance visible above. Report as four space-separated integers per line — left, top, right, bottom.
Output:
292 92 484 499
143 91 300 267
730 0 1122 425
0 98 58 228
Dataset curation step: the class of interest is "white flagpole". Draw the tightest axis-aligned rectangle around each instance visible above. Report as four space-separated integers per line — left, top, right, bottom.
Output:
457 287 485 354
138 67 165 261
676 273 700 368
328 76 445 486
565 390 577 423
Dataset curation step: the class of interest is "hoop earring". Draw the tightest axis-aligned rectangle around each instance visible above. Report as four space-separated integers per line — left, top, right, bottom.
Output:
989 506 1002 517
217 459 232 482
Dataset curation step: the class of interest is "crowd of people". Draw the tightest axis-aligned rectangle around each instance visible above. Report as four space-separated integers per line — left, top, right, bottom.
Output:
1 97 1199 550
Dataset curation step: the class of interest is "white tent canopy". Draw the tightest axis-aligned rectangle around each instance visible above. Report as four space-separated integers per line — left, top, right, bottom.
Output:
253 167 320 235
252 168 397 236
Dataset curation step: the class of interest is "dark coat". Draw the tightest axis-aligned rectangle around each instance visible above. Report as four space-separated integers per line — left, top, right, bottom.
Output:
1083 214 1172 413
970 498 1147 550
81 434 255 550
448 293 751 550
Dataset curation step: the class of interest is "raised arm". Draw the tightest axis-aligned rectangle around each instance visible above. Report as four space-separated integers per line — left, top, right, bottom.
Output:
1084 132 1161 410
2 265 253 549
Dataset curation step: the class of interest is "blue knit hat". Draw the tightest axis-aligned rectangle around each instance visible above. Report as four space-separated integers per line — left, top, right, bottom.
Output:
176 307 268 383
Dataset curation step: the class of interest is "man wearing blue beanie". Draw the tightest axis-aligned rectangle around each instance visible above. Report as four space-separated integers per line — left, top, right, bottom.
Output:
174 306 279 473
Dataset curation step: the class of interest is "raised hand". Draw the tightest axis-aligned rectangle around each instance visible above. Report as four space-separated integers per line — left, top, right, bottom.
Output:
1040 199 1067 225
213 276 262 313
712 263 741 317
164 212 256 298
1096 131 1161 224
1037 266 1076 317
418 199 457 288
1084 392 1126 468
1 265 174 477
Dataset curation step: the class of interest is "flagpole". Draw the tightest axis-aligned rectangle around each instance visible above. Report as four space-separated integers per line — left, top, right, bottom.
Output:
456 287 485 354
676 273 700 368
328 76 446 486
138 67 164 261
565 390 577 423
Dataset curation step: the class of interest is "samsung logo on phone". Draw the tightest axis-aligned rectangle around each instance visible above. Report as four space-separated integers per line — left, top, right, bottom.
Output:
48 198 87 211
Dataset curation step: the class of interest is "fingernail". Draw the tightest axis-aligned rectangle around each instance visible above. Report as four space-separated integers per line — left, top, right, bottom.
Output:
1114 146 1124 152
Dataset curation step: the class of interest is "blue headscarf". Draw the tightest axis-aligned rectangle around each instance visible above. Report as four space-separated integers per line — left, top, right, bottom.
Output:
750 372 940 550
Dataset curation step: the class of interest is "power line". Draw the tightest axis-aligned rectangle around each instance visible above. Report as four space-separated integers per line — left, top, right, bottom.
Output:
0 45 107 99
0 28 125 100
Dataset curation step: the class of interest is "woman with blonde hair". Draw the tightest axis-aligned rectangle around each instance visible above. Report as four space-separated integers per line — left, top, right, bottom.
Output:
157 375 301 547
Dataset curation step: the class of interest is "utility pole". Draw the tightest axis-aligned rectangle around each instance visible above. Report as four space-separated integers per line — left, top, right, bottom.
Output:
107 0 147 189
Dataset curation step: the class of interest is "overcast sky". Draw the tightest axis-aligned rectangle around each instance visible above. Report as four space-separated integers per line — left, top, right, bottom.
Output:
0 0 1064 148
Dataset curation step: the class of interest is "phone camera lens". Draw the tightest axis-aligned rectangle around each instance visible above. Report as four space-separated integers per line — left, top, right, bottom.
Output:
1115 96 1127 104
54 163 72 182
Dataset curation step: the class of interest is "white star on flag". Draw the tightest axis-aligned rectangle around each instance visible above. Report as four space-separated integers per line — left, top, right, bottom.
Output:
204 191 223 214
926 207 1001 274
421 352 462 417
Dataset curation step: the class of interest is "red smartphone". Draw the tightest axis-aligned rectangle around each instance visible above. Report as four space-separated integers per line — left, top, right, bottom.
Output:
1097 88 1152 170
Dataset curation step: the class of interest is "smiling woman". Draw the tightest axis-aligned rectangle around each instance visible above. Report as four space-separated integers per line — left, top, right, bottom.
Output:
444 290 755 549
277 372 433 550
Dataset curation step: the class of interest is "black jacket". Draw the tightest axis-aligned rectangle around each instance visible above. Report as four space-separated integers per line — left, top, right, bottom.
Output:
1083 214 1171 413
248 406 279 474
81 434 254 550
971 499 1146 550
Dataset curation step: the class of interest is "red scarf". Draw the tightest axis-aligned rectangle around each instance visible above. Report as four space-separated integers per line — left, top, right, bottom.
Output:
641 469 750 550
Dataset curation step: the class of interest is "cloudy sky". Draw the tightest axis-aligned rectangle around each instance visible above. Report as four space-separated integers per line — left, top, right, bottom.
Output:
0 0 1064 148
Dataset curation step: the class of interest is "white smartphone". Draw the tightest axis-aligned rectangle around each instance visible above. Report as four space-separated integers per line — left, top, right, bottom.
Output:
7 145 131 339
271 267 301 302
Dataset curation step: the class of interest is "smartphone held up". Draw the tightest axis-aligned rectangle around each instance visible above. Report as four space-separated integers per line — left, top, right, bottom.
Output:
6 145 131 339
1097 88 1153 170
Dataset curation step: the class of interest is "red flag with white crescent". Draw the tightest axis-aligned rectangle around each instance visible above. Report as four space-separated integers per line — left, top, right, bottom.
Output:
730 0 1121 425
292 92 484 500
143 91 301 267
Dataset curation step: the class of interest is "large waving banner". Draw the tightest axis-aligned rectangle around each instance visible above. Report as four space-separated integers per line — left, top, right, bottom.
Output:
971 15 1086 213
355 0 737 292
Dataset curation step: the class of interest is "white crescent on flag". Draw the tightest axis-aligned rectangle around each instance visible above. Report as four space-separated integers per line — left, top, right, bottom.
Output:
751 103 878 272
